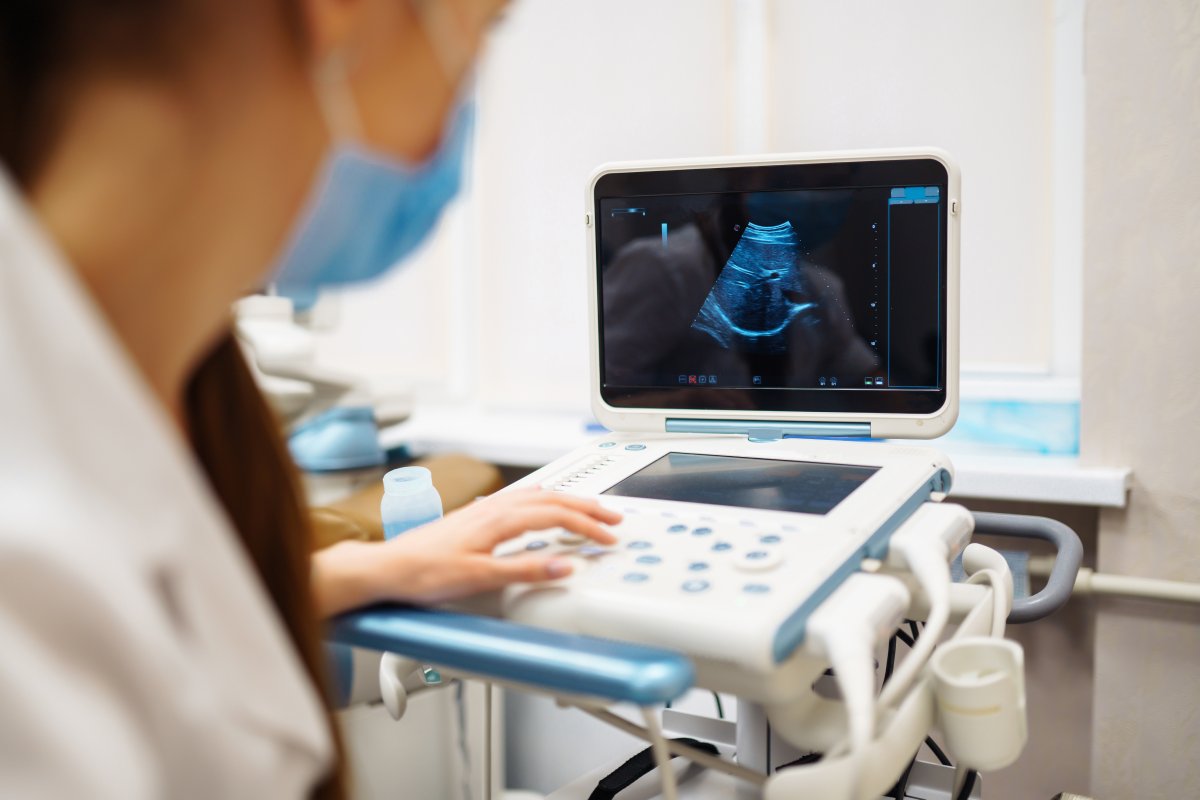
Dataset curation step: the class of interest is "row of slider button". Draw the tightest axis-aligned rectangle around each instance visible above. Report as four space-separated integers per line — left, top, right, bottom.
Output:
550 454 621 491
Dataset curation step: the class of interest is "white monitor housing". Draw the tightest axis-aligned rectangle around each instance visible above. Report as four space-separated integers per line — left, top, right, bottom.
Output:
586 148 960 440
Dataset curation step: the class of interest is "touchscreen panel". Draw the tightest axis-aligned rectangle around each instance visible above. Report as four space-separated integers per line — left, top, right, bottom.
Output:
595 159 948 414
602 452 879 516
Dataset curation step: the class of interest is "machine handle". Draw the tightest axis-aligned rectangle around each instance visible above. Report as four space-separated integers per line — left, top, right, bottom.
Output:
970 511 1084 624
327 605 694 705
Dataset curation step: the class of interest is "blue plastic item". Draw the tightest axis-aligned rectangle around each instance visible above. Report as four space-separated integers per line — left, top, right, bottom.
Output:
327 606 695 705
666 418 872 440
380 466 443 539
288 406 386 472
943 398 1080 455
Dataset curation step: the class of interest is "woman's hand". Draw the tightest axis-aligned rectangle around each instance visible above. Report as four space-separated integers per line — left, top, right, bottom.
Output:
311 489 622 617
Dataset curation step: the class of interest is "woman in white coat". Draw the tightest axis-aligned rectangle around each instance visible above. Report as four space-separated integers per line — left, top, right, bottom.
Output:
0 0 619 797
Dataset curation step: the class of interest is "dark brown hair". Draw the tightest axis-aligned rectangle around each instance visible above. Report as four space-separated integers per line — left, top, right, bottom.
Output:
186 335 346 799
1 3 345 797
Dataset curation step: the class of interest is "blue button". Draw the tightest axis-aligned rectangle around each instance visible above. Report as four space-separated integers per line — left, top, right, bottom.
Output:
623 572 650 583
579 545 608 557
627 540 652 550
625 443 646 451
599 442 616 448
666 524 688 533
526 540 548 551
691 527 713 536
636 555 662 565
682 580 710 593
746 550 770 561
760 535 782 545
744 583 771 594
688 562 709 572
712 542 733 552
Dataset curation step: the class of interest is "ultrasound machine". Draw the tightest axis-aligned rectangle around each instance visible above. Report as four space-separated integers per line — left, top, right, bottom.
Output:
330 150 1083 800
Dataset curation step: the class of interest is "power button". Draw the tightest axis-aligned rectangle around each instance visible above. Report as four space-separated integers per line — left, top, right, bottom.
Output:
951 200 960 215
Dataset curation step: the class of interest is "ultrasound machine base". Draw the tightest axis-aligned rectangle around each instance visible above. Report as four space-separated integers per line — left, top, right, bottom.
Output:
492 433 956 682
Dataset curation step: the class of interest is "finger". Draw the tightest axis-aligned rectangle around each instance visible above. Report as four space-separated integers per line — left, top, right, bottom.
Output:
482 506 619 547
485 489 623 527
535 492 624 525
475 554 574 590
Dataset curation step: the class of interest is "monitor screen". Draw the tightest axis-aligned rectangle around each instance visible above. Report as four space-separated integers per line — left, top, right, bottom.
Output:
594 158 948 415
602 452 879 516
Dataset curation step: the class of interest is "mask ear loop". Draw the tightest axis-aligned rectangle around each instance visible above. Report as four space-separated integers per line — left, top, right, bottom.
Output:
412 0 473 85
313 50 365 143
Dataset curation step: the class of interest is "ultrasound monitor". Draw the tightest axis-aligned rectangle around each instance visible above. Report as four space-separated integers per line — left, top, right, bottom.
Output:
589 153 958 429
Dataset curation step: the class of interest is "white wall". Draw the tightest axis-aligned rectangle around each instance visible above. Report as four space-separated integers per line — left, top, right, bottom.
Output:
767 0 1062 375
472 0 735 410
1081 0 1200 795
313 0 1083 414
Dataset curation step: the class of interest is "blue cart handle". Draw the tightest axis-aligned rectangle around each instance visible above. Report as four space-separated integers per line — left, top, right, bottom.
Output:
327 605 694 706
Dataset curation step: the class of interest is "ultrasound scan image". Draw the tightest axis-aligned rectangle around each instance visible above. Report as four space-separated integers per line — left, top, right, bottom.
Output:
690 221 819 354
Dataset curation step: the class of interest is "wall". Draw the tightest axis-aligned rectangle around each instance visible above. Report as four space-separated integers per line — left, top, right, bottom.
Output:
766 0 1060 374
1081 0 1200 796
313 0 1083 414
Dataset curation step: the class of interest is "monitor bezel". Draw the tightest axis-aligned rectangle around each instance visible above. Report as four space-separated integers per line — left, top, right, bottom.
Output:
586 149 960 439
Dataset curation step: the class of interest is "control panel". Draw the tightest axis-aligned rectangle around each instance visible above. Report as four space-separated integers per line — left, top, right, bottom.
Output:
492 434 955 671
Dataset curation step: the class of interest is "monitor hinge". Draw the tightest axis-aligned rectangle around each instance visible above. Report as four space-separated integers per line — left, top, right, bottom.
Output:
665 419 873 442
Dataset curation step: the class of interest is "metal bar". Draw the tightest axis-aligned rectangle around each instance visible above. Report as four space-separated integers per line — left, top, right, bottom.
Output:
578 707 767 787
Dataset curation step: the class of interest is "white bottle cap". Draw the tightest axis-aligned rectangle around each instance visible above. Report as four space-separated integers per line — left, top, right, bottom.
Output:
383 466 435 496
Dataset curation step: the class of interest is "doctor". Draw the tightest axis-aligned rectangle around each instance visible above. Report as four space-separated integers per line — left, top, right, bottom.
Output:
0 0 618 797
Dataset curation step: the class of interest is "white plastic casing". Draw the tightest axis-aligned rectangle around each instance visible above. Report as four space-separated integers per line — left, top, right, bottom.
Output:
585 148 961 440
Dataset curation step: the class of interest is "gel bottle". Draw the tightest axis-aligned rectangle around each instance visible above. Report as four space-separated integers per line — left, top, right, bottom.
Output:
381 466 443 539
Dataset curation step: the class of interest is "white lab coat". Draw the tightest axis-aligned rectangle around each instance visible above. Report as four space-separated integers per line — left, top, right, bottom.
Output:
0 174 332 796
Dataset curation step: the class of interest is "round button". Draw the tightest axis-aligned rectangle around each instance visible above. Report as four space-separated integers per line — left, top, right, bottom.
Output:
760 534 782 545
625 443 646 451
557 531 587 545
525 540 549 551
688 561 710 572
735 549 783 572
691 526 713 536
623 572 650 583
711 541 733 552
681 580 710 593
627 540 653 550
599 441 616 448
578 545 609 557
666 524 688 533
636 555 662 565
743 583 771 594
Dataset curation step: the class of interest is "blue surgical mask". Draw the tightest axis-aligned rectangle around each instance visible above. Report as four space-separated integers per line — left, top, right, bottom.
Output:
271 5 476 310
271 98 473 309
